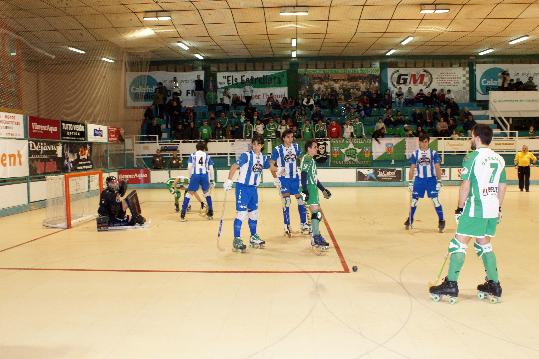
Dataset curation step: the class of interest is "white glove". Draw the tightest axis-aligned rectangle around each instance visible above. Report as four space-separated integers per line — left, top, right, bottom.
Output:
436 180 442 192
224 179 233 191
274 177 281 189
408 181 414 193
455 207 463 223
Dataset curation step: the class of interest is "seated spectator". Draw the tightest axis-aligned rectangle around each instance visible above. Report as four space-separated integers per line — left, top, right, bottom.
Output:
430 88 439 106
524 77 537 91
255 119 265 136
147 117 162 141
172 124 183 141
383 111 395 127
424 113 434 128
374 118 386 132
360 95 372 115
431 107 442 123
447 98 459 114
448 118 457 134
404 87 415 106
462 115 476 136
412 108 424 126
327 119 342 138
450 130 460 140
514 78 524 91
461 107 473 121
404 125 414 137
183 120 197 140
372 126 386 143
371 90 382 109
168 152 181 169
529 125 536 138
303 96 315 111
230 114 241 139
263 102 272 118
311 107 324 122
199 120 212 141
395 86 404 108
152 149 164 169
424 91 433 107
232 94 244 107
395 111 405 126
508 79 516 90
281 96 289 109
342 119 353 139
315 118 327 138
445 89 455 102
413 125 425 137
383 89 392 108
437 118 450 137
437 89 446 104
414 89 426 104
277 119 289 138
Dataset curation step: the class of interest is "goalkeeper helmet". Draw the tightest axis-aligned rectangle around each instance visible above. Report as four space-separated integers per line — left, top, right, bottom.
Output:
106 176 119 191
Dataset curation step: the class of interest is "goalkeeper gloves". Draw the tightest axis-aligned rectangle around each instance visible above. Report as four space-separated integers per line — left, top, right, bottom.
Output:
322 189 332 199
436 180 442 192
455 207 463 223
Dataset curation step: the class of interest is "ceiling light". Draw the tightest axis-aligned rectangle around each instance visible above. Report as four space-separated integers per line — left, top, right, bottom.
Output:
419 9 435 14
401 36 414 45
157 16 171 20
143 12 171 21
509 35 529 45
280 7 309 16
420 5 449 14
178 42 189 50
194 54 204 60
434 9 449 13
126 28 155 39
291 38 297 47
478 48 494 56
291 50 297 58
143 16 158 21
67 46 85 54
101 57 115 63
386 49 397 56
9 52 16 56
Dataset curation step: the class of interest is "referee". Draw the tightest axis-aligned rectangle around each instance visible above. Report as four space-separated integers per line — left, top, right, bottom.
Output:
515 145 536 192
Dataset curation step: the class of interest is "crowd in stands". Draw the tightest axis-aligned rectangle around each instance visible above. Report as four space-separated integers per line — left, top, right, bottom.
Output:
497 71 537 91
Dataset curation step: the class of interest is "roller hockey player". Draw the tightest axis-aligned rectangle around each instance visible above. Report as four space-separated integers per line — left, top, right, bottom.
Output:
405 133 446 232
166 176 206 213
97 176 146 230
179 142 215 221
270 129 309 237
429 125 506 304
301 140 332 253
224 135 270 252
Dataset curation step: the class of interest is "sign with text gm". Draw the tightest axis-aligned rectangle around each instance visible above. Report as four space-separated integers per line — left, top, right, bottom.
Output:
87 124 108 143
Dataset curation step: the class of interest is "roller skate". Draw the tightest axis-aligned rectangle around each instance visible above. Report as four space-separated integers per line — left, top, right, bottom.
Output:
206 208 213 220
311 234 329 255
438 220 446 233
187 204 192 212
429 277 458 304
232 237 247 253
180 210 186 222
404 217 413 230
249 234 265 249
301 223 311 235
477 278 502 303
199 202 207 215
284 224 292 238
175 203 180 213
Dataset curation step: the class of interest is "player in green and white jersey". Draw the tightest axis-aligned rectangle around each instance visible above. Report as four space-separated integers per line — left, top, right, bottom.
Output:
166 176 206 213
429 124 507 303
300 140 332 250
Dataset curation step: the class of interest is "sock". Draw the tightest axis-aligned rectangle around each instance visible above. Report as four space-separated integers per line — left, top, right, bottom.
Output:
435 205 444 221
410 206 417 221
205 195 213 211
482 252 499 282
248 219 257 235
181 194 191 212
298 204 307 224
447 252 465 281
283 206 290 225
174 193 179 206
233 218 242 238
311 212 320 236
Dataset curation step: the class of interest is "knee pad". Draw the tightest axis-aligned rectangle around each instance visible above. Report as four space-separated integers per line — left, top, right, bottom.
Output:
296 196 304 206
184 193 191 199
411 198 418 207
125 190 142 216
431 197 441 207
311 211 322 222
248 210 258 221
236 211 248 221
203 191 211 198
474 241 493 258
448 238 467 254
282 196 291 208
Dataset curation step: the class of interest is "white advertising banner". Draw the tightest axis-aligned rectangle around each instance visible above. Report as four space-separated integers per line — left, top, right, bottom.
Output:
438 138 470 152
475 64 539 100
87 124 108 142
0 111 24 139
216 70 288 106
125 71 204 107
0 139 29 178
387 67 469 102
489 91 539 118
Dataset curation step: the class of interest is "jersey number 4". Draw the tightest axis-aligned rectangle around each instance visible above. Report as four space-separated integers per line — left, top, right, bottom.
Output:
198 157 204 166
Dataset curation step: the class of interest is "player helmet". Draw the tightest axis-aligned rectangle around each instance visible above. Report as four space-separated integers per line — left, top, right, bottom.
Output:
106 176 119 191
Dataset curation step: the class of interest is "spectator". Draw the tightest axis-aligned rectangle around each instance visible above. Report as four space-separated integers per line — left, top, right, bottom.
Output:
423 90 433 108
431 107 442 123
281 96 289 110
327 119 342 139
436 118 450 137
445 89 455 102
243 120 254 139
147 117 162 141
395 111 405 127
303 96 315 111
184 107 196 123
448 118 457 135
221 88 232 113
168 152 181 169
437 89 446 103
514 78 524 91
462 115 476 136
314 119 327 138
514 145 537 192
266 93 276 107
529 125 536 138
383 110 395 127
265 117 278 140
263 102 272 118
404 125 414 137
152 149 164 169
199 120 212 141
168 99 181 130
184 121 197 140
343 119 353 139
450 130 460 140
232 94 243 107
152 87 165 119
524 77 537 91
243 83 254 105
255 119 265 136
374 118 385 132
352 117 365 138
215 122 225 139
413 125 425 137
194 74 205 106
172 124 183 141
404 87 415 106
383 89 392 108
414 89 426 104
395 86 404 108
499 70 510 90
508 79 515 90
461 107 473 121
230 114 242 139
447 98 459 114
372 126 386 143
430 88 439 106
311 107 324 122
302 119 314 140
218 113 229 137
277 119 289 138
412 108 424 126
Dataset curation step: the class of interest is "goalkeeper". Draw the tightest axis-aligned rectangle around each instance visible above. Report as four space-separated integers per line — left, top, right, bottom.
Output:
97 176 145 230
166 176 206 213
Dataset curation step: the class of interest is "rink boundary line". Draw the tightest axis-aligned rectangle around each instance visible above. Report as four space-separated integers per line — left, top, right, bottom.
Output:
0 267 346 274
0 229 66 254
321 208 350 273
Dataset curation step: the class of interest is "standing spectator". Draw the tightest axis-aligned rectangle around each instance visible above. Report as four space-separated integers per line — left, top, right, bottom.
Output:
265 117 278 141
194 74 205 106
242 120 253 139
152 149 164 169
302 119 314 140
215 122 225 140
447 98 459 114
168 99 182 130
327 119 342 139
514 78 524 91
314 119 327 139
529 125 536 138
172 124 183 141
229 114 242 139
404 87 415 106
499 70 510 90
218 112 229 137
243 83 254 105
383 89 392 108
515 145 536 192
395 86 404 108
147 118 162 141
184 121 197 140
208 113 218 136
342 119 353 139
352 117 365 138
152 87 165 119
199 120 212 141
311 107 324 122
222 88 232 113
437 89 446 104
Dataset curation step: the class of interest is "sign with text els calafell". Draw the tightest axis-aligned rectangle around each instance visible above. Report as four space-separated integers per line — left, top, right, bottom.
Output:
61 120 86 141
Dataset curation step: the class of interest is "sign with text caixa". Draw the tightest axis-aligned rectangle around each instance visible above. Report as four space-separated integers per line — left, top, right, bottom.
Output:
0 111 24 139
87 123 108 143
118 169 151 184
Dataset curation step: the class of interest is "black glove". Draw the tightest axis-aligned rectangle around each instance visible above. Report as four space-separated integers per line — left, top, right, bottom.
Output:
302 190 309 202
455 207 463 222
322 189 332 199
119 180 128 197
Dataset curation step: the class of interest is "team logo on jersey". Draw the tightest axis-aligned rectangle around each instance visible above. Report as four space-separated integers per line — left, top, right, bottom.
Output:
418 155 431 166
284 152 296 162
252 162 263 173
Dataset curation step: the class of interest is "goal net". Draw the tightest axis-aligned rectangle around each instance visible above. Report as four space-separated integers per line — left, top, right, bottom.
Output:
43 171 103 229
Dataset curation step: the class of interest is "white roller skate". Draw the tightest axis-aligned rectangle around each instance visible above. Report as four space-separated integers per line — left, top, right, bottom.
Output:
232 237 247 253
249 234 265 249
284 224 292 238
311 234 329 255
301 223 311 235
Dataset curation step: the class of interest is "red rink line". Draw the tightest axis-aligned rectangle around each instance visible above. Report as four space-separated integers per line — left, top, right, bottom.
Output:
321 209 350 273
0 229 65 254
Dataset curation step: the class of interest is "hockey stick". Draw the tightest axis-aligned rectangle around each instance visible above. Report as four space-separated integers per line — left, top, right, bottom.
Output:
428 253 449 288
408 185 414 230
216 190 228 251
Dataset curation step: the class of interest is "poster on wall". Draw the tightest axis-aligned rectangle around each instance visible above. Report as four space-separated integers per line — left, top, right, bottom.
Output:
61 120 86 141
357 168 403 182
0 139 28 178
0 111 24 139
118 169 151 184
108 127 123 143
63 142 92 172
330 138 372 166
87 123 108 143
28 116 60 140
387 67 469 102
125 71 204 107
475 64 539 100
216 70 288 106
28 140 63 176
299 68 380 102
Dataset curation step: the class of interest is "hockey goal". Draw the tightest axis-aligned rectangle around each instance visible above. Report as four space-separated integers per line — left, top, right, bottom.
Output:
43 170 103 229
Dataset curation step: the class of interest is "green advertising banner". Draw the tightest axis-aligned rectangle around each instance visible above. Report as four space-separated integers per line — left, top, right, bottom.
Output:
330 138 372 167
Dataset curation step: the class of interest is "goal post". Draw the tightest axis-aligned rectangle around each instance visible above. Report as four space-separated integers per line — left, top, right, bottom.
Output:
43 170 103 229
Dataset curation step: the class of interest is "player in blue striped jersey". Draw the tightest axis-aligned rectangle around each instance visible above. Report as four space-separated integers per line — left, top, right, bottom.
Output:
270 129 309 237
180 142 215 221
224 135 271 252
405 133 446 232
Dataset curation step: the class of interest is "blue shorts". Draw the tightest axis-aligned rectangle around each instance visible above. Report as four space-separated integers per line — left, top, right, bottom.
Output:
279 176 300 195
235 183 258 211
187 174 210 192
413 177 438 199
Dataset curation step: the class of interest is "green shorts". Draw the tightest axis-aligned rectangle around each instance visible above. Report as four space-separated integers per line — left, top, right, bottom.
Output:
306 184 319 206
456 215 498 238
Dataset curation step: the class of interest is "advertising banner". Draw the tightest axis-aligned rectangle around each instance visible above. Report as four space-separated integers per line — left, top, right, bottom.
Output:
61 120 86 141
451 167 464 181
489 91 539 117
406 167 450 181
475 64 539 100
28 140 62 175
357 168 403 182
126 71 204 107
87 123 108 143
372 138 405 161
108 127 123 143
118 168 151 184
216 70 288 106
0 111 24 139
63 142 92 172
330 138 372 166
28 116 61 140
387 67 469 102
0 139 28 178
299 68 380 102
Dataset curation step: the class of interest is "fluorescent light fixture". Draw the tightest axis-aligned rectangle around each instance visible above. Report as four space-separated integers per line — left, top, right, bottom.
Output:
143 12 171 21
509 35 529 45
291 38 297 47
478 48 494 56
420 9 435 14
157 16 171 20
386 49 397 56
67 46 85 54
177 42 189 50
143 16 158 21
9 52 16 56
420 5 449 14
291 50 297 58
401 36 414 45
280 7 309 16
194 53 204 60
101 57 115 63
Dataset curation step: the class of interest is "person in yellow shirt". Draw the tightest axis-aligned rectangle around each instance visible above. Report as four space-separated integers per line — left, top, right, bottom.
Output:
515 145 536 192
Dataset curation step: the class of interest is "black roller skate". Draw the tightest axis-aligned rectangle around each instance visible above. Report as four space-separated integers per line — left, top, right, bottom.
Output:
284 224 292 238
175 203 180 212
311 234 329 255
404 217 413 230
249 234 265 249
429 277 458 304
180 210 186 222
477 278 502 303
438 220 446 233
199 202 207 215
207 208 213 220
233 237 247 253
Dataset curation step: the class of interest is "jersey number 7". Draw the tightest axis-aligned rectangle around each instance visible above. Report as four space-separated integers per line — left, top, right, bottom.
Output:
489 163 499 184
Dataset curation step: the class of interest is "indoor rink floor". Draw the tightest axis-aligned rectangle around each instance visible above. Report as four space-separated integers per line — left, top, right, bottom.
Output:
0 186 538 359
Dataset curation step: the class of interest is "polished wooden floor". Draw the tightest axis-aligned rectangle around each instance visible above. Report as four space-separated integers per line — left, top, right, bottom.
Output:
1 186 538 359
